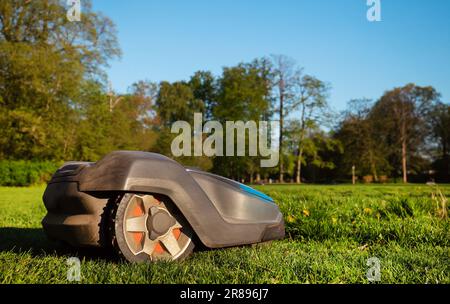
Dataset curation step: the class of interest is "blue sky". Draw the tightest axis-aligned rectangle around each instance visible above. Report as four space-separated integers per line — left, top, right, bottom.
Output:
92 0 450 111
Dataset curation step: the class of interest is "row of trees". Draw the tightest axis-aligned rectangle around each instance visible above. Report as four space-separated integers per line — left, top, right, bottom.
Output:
334 87 449 183
1 1 449 183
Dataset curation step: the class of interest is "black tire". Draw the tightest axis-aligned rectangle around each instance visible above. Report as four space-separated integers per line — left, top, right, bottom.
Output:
106 193 195 263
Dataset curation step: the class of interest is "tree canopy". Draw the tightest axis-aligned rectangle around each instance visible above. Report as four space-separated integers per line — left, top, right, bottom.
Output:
0 2 449 183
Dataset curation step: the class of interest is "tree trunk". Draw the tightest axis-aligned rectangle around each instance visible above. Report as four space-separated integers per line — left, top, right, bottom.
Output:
369 150 379 182
402 139 408 183
371 162 379 183
278 80 284 183
296 147 304 184
398 104 408 184
352 165 356 185
443 139 448 159
256 173 261 183
295 159 301 184
296 103 307 184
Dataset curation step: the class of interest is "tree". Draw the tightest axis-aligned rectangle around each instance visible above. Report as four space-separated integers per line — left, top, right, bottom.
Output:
270 55 297 183
285 120 341 182
290 74 330 183
0 0 120 78
334 99 391 181
428 102 450 182
370 84 440 183
0 41 84 159
156 81 204 127
72 80 157 161
74 80 115 161
213 59 273 181
154 80 211 170
0 0 121 160
189 71 217 120
429 102 450 159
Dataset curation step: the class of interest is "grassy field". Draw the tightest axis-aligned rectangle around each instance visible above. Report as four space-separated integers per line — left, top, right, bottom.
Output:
0 184 449 284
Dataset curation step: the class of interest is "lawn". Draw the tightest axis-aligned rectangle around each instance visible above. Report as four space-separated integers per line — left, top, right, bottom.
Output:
0 184 449 284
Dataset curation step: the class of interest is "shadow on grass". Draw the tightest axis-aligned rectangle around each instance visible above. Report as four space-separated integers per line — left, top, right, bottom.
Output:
0 227 117 262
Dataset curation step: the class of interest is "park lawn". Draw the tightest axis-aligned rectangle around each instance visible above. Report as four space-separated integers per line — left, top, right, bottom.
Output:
0 184 449 284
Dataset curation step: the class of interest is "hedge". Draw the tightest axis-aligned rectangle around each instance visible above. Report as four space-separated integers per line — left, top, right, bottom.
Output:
0 160 61 186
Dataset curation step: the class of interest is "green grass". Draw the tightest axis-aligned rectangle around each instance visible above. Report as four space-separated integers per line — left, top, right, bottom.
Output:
0 184 449 284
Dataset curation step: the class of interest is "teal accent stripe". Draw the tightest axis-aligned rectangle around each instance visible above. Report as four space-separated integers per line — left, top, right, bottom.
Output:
239 184 274 203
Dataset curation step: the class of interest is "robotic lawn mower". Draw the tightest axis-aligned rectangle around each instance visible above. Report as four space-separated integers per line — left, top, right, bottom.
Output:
42 151 285 262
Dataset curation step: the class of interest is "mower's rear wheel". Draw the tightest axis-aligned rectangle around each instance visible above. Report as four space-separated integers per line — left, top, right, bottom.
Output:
108 193 195 263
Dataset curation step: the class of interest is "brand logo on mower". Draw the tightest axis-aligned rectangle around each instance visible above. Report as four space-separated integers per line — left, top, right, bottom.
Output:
171 113 279 168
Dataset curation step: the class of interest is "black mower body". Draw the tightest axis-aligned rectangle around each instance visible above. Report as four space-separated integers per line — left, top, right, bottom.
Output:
42 151 285 249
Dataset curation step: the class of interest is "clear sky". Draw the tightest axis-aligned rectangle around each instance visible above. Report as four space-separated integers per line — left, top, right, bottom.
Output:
92 0 450 111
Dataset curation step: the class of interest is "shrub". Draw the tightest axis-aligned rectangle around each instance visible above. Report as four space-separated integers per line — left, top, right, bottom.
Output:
0 160 60 186
379 175 389 183
362 175 373 183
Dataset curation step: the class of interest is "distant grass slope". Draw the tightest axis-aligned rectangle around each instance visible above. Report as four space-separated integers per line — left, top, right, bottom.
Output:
0 184 449 284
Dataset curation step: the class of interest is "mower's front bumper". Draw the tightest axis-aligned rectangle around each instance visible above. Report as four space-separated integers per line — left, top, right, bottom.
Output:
41 182 108 247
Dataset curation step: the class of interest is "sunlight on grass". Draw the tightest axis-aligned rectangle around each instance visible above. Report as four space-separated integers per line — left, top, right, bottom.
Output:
0 185 448 284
